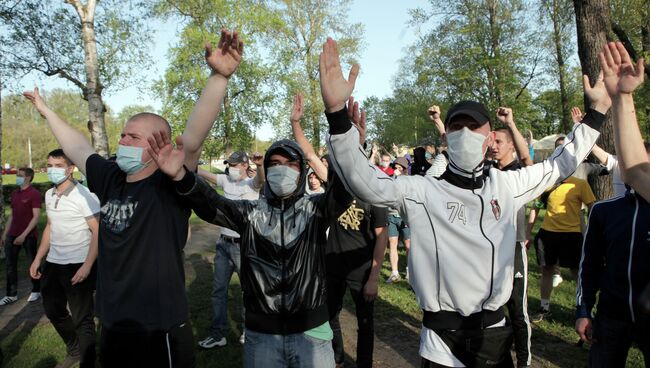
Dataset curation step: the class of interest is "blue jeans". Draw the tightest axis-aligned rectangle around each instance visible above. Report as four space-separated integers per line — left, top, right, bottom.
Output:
208 239 244 339
243 329 335 368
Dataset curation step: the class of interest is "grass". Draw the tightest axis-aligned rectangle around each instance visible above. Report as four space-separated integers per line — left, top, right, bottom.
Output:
2 173 84 185
0 208 646 367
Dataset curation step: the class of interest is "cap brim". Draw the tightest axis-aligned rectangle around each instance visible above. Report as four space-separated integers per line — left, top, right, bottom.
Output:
445 110 490 126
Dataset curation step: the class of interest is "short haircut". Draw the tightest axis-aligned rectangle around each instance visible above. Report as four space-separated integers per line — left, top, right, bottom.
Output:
47 148 72 165
127 112 172 135
19 167 34 180
554 136 566 147
494 127 513 142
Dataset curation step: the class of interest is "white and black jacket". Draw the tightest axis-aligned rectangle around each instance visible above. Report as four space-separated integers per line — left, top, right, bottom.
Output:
576 191 650 322
326 107 604 321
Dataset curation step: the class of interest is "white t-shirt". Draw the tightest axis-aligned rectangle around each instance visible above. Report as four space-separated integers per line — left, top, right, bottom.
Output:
216 174 260 238
45 182 100 264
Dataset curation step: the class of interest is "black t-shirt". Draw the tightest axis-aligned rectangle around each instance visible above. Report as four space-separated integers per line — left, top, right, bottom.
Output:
326 199 388 281
86 154 190 331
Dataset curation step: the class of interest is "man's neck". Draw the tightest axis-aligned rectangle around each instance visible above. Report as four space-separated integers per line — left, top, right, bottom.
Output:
20 183 31 191
497 155 515 170
126 164 157 183
55 178 74 194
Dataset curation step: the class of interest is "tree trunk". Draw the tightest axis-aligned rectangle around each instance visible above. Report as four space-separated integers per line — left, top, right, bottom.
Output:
223 94 233 158
305 56 321 151
487 0 504 106
573 0 614 199
72 0 110 157
551 0 571 133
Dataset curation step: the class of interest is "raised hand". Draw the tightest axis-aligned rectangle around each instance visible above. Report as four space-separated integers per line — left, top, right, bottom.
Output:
251 152 264 167
205 29 244 79
23 87 49 117
347 96 367 145
571 107 583 124
599 41 645 96
583 71 612 114
147 130 186 180
290 94 304 124
427 105 441 122
319 37 360 113
496 107 514 126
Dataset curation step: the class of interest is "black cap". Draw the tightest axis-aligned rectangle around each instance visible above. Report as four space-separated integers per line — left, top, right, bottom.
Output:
444 101 491 127
224 151 249 165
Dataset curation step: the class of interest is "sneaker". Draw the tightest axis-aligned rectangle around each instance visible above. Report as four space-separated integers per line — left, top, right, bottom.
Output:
386 273 401 284
27 292 41 302
239 332 245 344
0 296 18 306
552 274 563 288
531 307 550 323
198 335 227 349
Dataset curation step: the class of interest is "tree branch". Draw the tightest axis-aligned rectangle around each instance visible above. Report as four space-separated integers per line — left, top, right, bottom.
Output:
65 0 85 19
612 22 638 60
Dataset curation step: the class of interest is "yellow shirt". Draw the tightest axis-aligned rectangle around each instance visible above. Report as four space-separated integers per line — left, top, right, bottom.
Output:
541 176 596 233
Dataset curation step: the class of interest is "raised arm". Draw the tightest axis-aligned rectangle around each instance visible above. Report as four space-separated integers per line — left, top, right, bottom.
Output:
197 168 221 186
504 71 611 209
427 105 445 137
182 29 244 171
290 94 329 182
23 88 95 174
599 42 649 200
320 38 405 207
497 107 533 167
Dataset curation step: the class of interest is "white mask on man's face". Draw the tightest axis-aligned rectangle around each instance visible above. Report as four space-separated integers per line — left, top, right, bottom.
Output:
228 168 241 181
446 127 488 173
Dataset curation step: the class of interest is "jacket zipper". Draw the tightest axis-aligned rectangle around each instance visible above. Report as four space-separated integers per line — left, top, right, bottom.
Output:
475 193 496 313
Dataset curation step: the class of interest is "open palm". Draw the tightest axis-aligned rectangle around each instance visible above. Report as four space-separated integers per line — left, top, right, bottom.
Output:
319 37 360 113
205 29 244 78
147 130 185 179
599 42 645 95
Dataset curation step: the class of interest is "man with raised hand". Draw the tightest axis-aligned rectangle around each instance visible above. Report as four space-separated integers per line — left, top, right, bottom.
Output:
146 126 353 367
492 107 533 368
196 151 263 348
319 37 610 367
24 29 244 367
600 42 648 201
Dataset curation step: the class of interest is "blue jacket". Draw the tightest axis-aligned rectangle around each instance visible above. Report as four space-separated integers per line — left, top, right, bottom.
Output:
576 191 650 322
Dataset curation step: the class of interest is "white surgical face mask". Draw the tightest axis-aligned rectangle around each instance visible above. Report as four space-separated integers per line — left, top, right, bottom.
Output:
267 165 300 198
228 168 241 181
446 127 488 173
380 161 390 168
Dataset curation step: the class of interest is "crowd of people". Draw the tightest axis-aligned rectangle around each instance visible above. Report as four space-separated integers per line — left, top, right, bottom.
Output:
0 28 648 368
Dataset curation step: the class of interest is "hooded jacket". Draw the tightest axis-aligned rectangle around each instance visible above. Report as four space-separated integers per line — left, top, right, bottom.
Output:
174 140 353 334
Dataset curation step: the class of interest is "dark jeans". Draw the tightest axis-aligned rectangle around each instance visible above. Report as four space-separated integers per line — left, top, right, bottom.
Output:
327 273 374 368
588 314 650 367
5 235 39 296
209 239 244 339
100 321 195 368
41 261 96 367
506 242 531 367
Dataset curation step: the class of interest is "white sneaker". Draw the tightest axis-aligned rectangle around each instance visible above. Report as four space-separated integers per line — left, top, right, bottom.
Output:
0 296 18 306
197 335 226 349
239 332 245 344
552 274 563 288
386 272 401 284
27 292 41 302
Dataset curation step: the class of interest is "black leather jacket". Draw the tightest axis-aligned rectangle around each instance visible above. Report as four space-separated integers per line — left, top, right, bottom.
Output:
175 140 352 334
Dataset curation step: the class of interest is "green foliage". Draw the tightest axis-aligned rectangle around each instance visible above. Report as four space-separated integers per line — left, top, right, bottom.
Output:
266 0 364 149
154 0 281 157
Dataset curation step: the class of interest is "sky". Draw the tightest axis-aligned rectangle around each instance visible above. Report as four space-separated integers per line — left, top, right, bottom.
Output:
15 0 428 141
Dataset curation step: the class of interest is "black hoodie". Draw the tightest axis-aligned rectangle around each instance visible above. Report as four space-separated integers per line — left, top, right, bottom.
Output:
174 140 353 334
